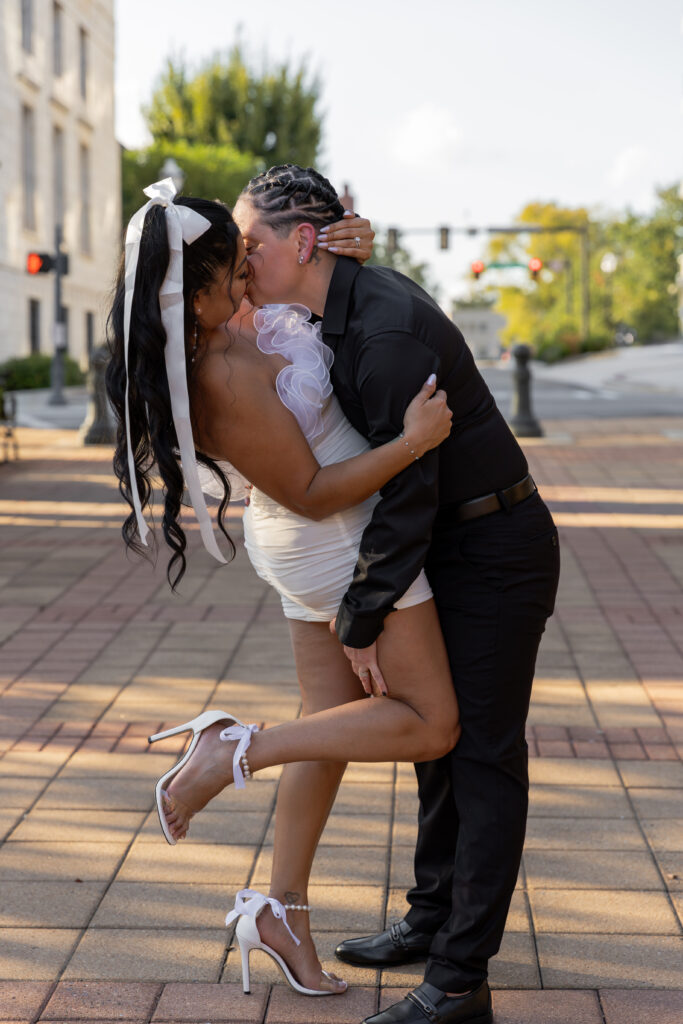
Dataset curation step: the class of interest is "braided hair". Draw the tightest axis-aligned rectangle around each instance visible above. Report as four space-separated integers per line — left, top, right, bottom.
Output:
239 164 345 235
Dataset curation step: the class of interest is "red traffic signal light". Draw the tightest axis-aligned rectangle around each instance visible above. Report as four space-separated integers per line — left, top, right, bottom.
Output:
27 252 54 274
528 257 543 279
471 260 485 279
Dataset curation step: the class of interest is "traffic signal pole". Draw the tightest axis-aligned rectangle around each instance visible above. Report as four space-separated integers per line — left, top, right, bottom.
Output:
387 222 591 340
48 224 67 406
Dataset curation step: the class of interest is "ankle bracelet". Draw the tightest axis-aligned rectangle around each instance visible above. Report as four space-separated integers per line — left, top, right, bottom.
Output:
239 752 252 781
284 903 311 912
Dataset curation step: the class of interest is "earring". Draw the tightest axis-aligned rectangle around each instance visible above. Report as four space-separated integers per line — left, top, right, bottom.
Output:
298 255 304 265
191 319 199 364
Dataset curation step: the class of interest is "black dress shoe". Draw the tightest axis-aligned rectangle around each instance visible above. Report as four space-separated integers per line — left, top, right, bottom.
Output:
362 980 492 1024
335 920 433 967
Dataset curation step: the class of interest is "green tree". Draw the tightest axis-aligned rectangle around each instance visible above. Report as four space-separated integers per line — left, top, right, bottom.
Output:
486 187 682 360
486 202 592 358
143 45 322 168
598 185 681 342
121 140 260 227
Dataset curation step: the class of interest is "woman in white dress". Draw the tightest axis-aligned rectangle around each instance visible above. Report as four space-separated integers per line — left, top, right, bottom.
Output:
106 173 459 997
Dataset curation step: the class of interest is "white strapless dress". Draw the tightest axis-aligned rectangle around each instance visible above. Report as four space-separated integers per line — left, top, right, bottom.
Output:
203 304 432 623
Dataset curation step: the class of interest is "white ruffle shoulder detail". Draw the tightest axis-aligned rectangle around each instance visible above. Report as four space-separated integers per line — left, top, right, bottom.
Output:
253 303 333 444
198 304 333 502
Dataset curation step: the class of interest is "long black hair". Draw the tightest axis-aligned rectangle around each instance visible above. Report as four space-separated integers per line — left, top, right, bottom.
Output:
239 164 345 236
106 195 240 589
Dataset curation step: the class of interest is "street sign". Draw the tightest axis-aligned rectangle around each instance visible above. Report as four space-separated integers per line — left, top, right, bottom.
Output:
486 262 527 269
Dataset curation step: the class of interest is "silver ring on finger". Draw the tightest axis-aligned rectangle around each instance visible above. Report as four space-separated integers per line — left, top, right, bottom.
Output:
354 236 361 248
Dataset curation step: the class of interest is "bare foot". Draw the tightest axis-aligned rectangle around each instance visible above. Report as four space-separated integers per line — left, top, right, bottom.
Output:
164 723 237 841
256 906 347 993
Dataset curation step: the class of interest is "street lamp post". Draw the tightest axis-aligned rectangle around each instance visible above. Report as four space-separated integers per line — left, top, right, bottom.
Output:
600 251 618 336
160 157 185 193
48 223 67 406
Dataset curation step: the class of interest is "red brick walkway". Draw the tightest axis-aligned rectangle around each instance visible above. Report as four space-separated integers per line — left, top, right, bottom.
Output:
0 421 682 1023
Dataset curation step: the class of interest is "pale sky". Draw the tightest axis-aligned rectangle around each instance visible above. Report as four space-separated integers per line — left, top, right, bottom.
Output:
115 0 682 300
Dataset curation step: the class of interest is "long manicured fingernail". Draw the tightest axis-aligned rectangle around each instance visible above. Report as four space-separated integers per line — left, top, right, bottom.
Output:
329 246 339 253
318 232 328 239
318 241 329 248
343 210 354 217
426 373 437 386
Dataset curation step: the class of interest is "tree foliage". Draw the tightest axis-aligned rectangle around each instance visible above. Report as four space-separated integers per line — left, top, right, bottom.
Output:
485 202 593 358
143 45 322 168
485 185 682 359
121 140 260 228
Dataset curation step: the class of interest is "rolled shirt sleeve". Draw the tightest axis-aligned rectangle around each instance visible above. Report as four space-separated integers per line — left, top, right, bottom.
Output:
334 330 441 648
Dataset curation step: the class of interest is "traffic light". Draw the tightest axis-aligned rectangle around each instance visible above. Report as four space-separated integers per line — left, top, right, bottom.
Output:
26 252 55 274
26 252 69 275
387 228 399 254
528 257 543 280
439 227 450 250
471 260 485 280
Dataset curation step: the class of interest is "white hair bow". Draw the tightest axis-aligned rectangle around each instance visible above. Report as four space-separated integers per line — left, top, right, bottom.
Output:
123 177 227 563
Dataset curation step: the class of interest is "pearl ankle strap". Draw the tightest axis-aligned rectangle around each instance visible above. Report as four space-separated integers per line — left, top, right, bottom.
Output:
284 903 311 912
239 752 252 781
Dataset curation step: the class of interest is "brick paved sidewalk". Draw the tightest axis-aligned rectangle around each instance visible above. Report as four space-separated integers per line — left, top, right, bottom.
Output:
0 420 682 1024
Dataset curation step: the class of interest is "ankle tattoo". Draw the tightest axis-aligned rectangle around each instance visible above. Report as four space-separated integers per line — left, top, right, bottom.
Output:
283 890 311 912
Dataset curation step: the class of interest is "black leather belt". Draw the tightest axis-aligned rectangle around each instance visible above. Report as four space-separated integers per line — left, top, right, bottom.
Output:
450 474 537 524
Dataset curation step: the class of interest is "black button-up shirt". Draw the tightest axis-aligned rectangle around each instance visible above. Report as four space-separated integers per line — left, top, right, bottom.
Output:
322 256 528 648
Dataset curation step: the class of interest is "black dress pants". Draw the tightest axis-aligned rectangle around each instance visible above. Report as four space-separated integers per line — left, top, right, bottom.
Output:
404 491 560 991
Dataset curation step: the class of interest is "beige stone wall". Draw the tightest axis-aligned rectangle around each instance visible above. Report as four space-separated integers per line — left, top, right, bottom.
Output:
0 0 120 366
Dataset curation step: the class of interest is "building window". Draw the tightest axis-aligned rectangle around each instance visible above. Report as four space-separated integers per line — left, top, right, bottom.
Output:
85 311 95 359
79 144 91 253
29 299 41 354
21 0 33 53
53 125 65 227
79 27 88 99
53 3 64 76
22 105 36 230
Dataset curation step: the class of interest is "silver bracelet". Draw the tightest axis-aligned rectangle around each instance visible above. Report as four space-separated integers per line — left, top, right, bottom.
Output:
398 432 420 460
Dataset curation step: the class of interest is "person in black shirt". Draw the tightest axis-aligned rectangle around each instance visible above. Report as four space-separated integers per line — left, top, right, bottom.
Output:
234 165 560 1024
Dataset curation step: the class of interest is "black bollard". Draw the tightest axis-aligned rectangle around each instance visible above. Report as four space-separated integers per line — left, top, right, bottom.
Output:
80 346 116 445
1 389 19 463
509 344 543 438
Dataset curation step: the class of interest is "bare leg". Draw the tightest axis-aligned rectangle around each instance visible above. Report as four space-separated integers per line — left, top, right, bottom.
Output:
165 600 460 837
258 620 364 992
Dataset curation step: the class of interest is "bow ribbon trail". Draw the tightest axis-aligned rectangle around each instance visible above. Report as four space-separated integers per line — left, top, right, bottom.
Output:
220 722 260 789
123 177 227 562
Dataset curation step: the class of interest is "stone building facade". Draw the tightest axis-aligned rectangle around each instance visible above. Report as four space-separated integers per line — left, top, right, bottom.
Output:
0 0 120 365
452 303 507 361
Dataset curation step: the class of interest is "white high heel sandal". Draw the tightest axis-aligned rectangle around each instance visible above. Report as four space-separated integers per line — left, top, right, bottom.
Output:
226 889 347 996
147 709 259 845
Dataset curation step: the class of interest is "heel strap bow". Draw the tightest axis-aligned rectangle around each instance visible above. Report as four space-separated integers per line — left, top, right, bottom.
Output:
226 888 300 945
219 723 259 789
